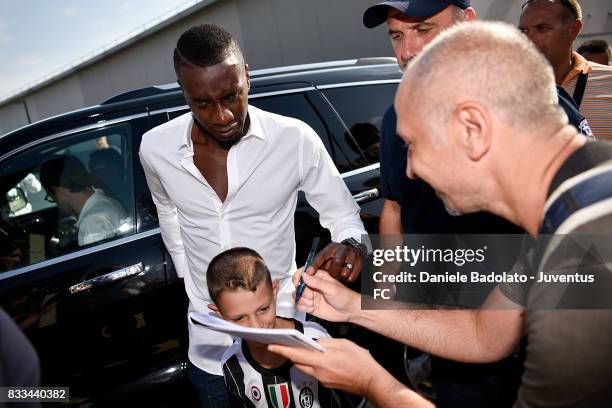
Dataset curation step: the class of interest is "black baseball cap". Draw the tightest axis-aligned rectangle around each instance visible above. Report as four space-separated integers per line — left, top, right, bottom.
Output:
363 0 471 28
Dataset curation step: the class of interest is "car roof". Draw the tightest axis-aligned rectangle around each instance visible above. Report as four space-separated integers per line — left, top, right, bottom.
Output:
1 58 400 151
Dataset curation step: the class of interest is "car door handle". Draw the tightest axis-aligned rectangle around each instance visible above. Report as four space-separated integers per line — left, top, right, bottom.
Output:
352 188 380 204
69 262 144 294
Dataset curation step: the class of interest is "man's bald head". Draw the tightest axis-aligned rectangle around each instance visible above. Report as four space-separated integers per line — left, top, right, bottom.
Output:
398 21 566 143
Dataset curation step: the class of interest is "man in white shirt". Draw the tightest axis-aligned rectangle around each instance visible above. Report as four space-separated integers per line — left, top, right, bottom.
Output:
138 24 367 407
40 155 128 247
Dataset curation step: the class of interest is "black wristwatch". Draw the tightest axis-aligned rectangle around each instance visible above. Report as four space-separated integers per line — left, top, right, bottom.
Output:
341 237 366 256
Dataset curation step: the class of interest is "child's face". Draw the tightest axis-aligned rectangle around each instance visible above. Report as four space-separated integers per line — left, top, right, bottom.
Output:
213 280 279 329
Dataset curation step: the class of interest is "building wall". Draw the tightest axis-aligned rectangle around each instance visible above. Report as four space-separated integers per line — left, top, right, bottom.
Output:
1 0 610 135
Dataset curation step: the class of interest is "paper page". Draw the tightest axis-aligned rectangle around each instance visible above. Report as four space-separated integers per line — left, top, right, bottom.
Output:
189 312 325 352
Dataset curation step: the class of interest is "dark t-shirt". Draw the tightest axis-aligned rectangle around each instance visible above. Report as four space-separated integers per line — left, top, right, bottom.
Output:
498 142 612 407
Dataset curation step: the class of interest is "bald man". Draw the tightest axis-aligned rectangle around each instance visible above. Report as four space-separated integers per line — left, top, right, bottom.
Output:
272 21 612 407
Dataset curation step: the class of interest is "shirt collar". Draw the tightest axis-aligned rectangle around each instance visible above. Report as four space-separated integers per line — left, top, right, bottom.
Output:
244 105 267 142
562 51 593 85
179 105 266 157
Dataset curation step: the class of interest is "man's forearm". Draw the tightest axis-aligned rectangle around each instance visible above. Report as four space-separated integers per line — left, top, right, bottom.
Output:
379 199 404 235
366 365 434 408
349 288 523 363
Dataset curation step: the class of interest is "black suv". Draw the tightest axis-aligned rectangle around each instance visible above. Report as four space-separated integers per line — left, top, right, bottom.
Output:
0 58 401 406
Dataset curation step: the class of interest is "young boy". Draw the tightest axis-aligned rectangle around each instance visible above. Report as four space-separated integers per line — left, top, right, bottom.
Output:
207 247 365 408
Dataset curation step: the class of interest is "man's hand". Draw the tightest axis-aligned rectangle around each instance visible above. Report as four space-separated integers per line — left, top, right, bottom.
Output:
269 339 434 407
269 338 378 396
309 242 361 282
292 268 359 322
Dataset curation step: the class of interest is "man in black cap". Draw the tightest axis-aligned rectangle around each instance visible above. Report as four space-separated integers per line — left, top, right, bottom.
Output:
363 1 524 407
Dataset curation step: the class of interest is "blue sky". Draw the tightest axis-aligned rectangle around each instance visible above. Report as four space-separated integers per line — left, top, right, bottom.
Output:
0 0 192 99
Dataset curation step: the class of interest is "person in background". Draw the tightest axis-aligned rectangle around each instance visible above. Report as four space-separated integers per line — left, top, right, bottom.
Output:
40 155 127 247
577 39 612 66
272 21 612 408
519 0 612 140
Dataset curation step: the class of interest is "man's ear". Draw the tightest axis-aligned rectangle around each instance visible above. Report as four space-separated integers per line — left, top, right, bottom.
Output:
244 64 250 90
463 7 477 22
453 101 491 161
569 19 582 42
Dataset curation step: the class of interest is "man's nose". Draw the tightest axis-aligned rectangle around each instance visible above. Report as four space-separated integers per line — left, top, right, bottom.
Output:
213 104 234 125
401 37 419 65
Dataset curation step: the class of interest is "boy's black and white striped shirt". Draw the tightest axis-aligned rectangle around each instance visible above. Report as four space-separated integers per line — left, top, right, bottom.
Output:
222 319 366 408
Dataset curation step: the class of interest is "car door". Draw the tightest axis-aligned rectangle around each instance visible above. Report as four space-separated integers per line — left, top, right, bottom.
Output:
0 112 181 405
318 81 401 233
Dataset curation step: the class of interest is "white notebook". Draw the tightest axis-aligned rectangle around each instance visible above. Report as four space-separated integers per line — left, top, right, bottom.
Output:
189 312 325 352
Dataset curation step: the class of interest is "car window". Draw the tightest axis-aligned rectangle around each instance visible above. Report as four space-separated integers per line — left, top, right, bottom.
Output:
250 93 333 154
322 83 398 169
0 123 136 272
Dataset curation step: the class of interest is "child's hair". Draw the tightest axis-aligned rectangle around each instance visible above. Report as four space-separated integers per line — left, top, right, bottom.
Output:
207 247 272 304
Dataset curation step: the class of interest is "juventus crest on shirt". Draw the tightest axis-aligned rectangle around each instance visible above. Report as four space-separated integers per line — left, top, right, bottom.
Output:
222 319 366 408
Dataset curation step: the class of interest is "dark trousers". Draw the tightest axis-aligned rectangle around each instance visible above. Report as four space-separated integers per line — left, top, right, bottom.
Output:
186 362 231 408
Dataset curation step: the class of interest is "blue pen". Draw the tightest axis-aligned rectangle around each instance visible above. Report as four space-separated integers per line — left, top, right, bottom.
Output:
295 236 320 303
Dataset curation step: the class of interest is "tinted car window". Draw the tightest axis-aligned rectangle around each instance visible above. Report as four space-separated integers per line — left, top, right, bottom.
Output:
0 123 136 272
322 83 398 168
250 93 332 153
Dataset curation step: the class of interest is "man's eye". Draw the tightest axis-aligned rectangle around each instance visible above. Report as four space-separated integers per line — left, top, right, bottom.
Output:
417 28 432 34
390 34 401 41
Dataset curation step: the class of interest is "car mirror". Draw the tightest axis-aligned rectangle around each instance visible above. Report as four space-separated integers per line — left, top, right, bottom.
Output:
6 187 28 214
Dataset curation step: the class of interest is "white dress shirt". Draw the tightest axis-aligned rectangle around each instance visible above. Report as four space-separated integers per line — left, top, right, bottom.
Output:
77 188 128 246
139 106 366 374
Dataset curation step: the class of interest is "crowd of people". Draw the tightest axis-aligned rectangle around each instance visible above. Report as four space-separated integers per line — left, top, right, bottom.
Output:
138 0 612 406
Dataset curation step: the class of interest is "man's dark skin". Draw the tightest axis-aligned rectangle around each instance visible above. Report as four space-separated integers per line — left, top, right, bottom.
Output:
178 52 249 202
176 48 361 281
